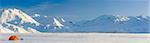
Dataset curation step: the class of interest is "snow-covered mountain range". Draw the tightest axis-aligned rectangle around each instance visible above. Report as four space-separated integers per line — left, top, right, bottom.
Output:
36 15 150 33
0 8 149 33
74 15 150 33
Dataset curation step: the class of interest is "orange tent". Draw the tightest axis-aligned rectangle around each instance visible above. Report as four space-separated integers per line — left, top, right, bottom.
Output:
8 35 23 40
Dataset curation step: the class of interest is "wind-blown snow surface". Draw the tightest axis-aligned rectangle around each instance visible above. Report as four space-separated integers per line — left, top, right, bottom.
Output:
0 33 150 43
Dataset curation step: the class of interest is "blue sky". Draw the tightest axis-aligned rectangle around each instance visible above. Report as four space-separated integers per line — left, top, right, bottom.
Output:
0 0 149 21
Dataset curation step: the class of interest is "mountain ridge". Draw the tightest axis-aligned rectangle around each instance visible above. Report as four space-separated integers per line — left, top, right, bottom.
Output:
0 8 149 33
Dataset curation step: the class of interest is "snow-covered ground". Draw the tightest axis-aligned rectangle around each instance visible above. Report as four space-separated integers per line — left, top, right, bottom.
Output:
0 33 150 43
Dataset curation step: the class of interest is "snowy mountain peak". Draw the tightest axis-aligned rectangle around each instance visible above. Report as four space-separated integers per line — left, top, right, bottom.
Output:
114 15 130 22
2 8 40 26
0 8 41 33
53 17 64 29
141 15 149 18
32 14 41 17
137 15 150 19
